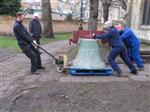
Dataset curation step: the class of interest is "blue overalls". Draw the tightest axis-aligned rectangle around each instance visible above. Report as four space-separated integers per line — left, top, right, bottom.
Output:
96 27 135 73
120 27 144 69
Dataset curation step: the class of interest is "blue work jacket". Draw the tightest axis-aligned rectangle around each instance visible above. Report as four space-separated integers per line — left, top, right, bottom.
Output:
96 27 125 48
120 27 140 47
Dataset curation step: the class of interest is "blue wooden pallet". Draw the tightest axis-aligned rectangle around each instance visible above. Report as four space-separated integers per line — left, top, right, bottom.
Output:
68 68 112 76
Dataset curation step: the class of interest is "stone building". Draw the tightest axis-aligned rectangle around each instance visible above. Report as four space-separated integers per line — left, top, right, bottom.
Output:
98 1 126 23
98 0 150 41
21 0 89 20
129 0 150 41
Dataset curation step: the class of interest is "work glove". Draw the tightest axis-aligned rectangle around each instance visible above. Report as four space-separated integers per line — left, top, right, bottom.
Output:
33 40 38 45
32 40 38 48
92 33 97 39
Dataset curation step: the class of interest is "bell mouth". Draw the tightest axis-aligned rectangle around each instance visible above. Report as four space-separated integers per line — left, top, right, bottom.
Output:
79 38 97 41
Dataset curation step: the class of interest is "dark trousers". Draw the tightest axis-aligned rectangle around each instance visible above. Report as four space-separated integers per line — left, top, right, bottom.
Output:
32 36 40 45
36 38 40 45
23 45 42 72
35 38 40 51
108 47 135 72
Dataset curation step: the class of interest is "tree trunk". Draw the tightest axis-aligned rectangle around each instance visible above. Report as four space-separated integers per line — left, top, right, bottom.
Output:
41 0 54 38
88 0 99 30
123 0 133 27
101 0 112 22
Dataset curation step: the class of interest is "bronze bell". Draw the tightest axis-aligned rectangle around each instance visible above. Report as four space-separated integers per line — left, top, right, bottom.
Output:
71 39 106 69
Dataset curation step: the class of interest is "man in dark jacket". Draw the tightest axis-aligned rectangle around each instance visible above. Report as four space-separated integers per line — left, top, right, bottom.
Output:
94 21 137 76
29 13 42 45
116 24 144 71
13 12 45 74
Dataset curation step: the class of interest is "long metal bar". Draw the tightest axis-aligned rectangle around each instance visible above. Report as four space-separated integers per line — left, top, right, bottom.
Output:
35 44 58 61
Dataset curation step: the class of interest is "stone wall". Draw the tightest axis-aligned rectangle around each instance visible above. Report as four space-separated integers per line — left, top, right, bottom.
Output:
130 0 150 41
0 16 103 35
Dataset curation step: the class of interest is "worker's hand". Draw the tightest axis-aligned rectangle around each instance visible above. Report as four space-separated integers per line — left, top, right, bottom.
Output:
32 40 38 48
92 33 97 39
33 40 37 45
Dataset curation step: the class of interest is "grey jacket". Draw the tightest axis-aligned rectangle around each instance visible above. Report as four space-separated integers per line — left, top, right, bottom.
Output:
29 18 42 39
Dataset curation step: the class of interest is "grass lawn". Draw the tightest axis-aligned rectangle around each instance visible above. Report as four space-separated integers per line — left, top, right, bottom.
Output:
1 33 149 53
0 33 71 52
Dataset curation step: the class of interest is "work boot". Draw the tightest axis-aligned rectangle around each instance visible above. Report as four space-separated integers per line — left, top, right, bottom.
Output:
137 67 144 71
130 69 138 75
38 66 46 70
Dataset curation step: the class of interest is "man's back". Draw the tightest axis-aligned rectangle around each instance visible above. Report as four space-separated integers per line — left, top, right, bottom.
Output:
13 20 33 50
120 27 140 46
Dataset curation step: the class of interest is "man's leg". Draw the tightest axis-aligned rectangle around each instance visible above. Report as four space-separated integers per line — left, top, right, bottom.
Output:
36 38 40 45
119 48 137 74
131 44 144 69
108 48 121 73
32 46 45 69
36 50 42 68
23 47 38 73
36 38 42 53
127 48 134 62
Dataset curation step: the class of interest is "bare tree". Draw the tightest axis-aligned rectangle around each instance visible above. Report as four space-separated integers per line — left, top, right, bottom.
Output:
88 0 99 30
42 0 54 38
101 0 112 22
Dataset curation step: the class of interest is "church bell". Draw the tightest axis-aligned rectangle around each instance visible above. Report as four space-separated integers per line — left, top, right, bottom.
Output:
71 39 106 69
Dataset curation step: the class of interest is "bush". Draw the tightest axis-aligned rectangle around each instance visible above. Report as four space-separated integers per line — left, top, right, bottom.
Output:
0 0 21 16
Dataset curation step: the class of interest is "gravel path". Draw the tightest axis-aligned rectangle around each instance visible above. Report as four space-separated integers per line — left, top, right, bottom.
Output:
0 40 150 112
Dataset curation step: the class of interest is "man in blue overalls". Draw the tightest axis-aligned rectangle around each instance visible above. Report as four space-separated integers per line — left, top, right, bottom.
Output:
116 24 144 71
93 21 137 77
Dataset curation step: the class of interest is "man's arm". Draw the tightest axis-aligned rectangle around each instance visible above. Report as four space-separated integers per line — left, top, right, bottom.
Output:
96 31 112 39
16 25 34 43
29 20 34 37
39 21 42 35
120 28 133 40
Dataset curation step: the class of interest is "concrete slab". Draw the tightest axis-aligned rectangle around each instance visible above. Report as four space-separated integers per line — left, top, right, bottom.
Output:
59 75 129 83
129 75 150 82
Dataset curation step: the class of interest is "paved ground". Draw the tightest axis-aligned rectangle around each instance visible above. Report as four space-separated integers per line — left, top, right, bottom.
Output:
0 48 18 62
0 40 150 112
